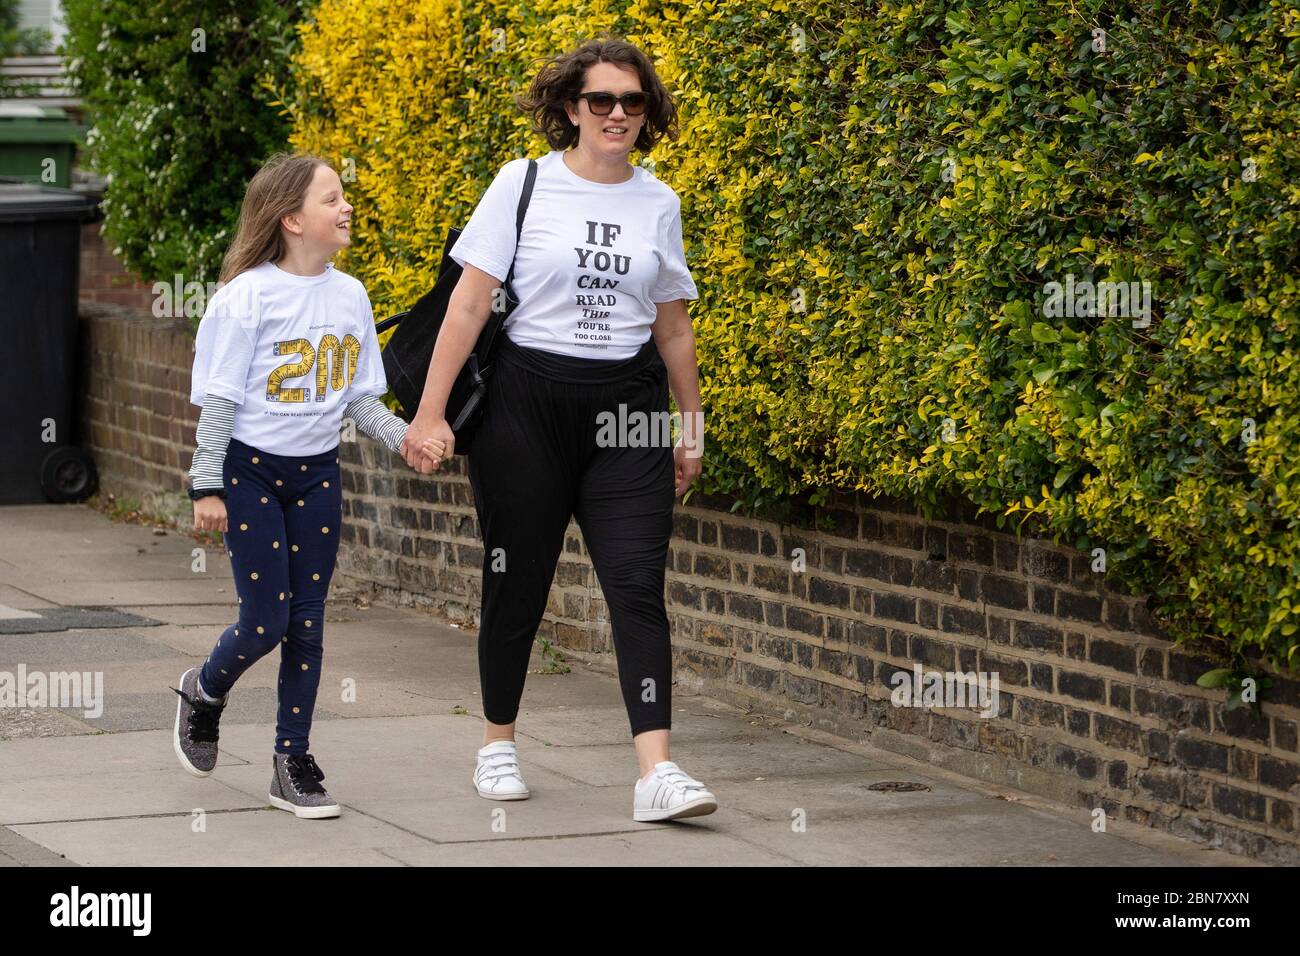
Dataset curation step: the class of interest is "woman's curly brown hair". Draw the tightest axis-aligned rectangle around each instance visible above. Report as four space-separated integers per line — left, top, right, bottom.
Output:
515 33 680 154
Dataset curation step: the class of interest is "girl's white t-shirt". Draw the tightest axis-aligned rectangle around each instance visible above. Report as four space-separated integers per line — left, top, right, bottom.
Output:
189 260 388 455
449 149 699 359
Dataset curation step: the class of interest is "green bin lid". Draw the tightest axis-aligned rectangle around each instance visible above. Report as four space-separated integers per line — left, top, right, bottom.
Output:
0 104 86 144
0 182 100 223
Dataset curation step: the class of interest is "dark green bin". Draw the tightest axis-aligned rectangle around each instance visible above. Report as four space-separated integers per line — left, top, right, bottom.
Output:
0 105 85 189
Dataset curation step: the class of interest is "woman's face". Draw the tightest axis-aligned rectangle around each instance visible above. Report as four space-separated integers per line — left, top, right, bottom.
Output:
565 61 645 157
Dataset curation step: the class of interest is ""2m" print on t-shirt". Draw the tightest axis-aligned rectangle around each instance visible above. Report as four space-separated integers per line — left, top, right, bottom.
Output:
266 334 361 403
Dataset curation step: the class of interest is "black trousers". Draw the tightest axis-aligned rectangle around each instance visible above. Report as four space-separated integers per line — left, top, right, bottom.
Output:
468 334 676 736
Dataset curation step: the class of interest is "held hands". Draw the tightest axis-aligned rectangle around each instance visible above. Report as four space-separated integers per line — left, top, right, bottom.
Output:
190 428 445 536
193 496 228 533
400 418 455 474
418 437 448 471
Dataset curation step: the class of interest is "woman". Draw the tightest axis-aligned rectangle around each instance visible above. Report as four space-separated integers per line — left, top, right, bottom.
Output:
402 35 715 822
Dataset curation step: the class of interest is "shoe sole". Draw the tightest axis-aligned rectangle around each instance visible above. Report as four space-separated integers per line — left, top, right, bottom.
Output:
268 792 341 819
474 788 531 800
173 668 214 778
633 795 718 822
472 769 529 800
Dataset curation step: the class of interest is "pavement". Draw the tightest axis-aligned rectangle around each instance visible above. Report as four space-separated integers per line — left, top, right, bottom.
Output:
0 503 1258 866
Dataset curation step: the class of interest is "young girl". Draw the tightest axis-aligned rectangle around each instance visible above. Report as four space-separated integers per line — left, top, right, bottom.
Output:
173 152 445 819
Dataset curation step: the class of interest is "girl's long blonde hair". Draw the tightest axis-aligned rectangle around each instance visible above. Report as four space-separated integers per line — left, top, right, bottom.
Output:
219 152 331 284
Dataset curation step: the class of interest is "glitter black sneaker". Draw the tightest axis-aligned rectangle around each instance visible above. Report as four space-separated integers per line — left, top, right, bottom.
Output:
269 753 341 819
171 667 226 777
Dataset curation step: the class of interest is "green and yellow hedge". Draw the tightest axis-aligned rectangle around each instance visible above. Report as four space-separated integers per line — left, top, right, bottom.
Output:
286 0 1300 676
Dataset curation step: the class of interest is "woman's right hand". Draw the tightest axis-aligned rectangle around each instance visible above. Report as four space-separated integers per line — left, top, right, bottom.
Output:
402 416 455 473
193 495 228 533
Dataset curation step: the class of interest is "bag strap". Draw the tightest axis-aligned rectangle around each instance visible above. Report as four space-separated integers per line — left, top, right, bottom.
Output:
505 157 538 290
480 158 538 355
375 158 537 337
375 309 405 334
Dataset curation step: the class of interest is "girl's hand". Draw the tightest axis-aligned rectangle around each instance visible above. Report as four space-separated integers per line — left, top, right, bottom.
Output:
402 417 455 473
194 496 228 533
421 437 448 471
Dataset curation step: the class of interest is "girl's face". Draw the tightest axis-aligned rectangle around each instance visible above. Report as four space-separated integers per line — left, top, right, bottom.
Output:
564 61 645 158
283 164 353 255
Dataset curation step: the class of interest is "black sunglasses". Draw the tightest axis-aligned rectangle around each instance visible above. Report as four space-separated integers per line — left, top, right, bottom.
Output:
573 91 648 116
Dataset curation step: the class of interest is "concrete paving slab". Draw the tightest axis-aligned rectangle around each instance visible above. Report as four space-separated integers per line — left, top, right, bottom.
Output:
7 554 215 583
0 825 77 866
0 769 265 826
211 714 478 765
0 605 41 621
10 812 424 867
0 706 98 741
709 768 1002 821
522 732 896 787
513 703 789 747
0 588 57 611
115 603 257 627
1 577 238 608
717 799 1204 867
0 628 186 668
0 726 251 780
115 601 418 628
67 688 347 734
380 826 798 866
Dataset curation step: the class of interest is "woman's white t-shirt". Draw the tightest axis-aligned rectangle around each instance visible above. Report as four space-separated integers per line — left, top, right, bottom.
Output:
189 260 388 455
449 149 699 359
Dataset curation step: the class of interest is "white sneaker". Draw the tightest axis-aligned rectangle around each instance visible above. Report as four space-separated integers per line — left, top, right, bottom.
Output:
473 740 530 800
633 760 718 822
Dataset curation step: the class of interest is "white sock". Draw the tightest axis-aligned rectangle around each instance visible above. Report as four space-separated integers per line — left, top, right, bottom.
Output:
196 676 223 704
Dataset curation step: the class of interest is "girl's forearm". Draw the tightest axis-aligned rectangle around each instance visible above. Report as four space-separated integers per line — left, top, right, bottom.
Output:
188 396 238 491
343 393 408 453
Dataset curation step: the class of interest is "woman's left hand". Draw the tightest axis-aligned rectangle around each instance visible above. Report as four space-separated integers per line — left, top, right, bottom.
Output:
673 441 701 497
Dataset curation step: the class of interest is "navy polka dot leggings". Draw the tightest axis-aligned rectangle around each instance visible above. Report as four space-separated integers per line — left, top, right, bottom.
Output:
199 437 342 755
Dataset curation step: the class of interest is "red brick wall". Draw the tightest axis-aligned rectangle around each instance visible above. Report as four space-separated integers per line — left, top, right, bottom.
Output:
78 305 197 505
79 221 159 313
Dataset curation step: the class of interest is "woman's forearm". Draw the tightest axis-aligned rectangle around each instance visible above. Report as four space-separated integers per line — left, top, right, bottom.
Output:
655 324 704 455
414 301 492 425
657 324 703 415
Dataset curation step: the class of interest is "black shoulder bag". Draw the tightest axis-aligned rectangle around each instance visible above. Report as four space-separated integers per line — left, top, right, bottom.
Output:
376 157 538 455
